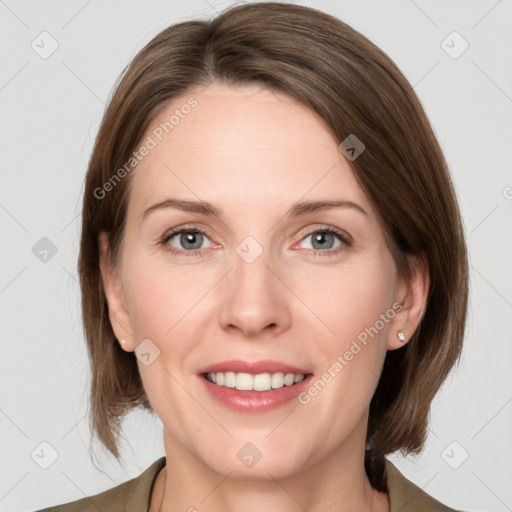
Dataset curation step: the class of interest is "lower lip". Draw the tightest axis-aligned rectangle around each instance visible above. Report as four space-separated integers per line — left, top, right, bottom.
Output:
199 374 313 412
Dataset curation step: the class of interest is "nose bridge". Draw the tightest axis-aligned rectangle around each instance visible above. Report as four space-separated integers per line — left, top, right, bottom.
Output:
219 232 288 335
232 232 275 302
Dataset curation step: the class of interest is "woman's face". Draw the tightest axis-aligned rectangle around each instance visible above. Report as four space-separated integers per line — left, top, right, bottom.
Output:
101 82 418 479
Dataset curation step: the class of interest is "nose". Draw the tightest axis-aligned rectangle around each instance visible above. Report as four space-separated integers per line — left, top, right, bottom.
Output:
218 241 291 339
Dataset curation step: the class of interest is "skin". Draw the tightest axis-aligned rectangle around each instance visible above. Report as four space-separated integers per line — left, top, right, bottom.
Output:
99 82 429 512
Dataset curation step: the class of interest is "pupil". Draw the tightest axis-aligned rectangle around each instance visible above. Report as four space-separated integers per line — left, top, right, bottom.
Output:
182 232 202 250
313 232 333 250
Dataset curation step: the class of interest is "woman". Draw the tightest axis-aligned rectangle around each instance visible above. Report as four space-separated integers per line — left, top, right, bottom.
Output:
37 2 468 511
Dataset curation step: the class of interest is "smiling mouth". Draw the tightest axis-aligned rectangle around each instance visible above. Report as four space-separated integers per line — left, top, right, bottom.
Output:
203 371 310 392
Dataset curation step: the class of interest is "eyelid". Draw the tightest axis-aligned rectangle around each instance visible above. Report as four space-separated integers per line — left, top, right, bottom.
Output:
162 222 215 237
294 223 353 245
158 224 209 250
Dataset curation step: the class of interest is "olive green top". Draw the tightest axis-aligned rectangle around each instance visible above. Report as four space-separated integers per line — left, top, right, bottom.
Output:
34 456 460 511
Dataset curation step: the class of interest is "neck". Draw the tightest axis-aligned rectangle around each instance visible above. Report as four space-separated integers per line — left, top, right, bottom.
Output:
151 424 389 512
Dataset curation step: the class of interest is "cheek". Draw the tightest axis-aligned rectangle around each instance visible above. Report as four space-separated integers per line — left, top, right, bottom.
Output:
121 253 209 340
293 257 396 407
297 256 397 349
119 256 208 413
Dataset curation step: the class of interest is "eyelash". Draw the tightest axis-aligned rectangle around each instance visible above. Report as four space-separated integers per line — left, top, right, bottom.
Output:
160 224 352 258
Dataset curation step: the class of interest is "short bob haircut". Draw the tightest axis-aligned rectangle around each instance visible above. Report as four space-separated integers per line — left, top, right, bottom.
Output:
78 1 468 492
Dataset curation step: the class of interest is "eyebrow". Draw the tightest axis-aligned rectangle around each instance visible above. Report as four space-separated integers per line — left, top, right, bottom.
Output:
142 198 368 220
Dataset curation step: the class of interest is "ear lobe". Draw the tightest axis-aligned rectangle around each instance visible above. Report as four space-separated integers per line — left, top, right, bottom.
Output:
387 254 430 351
98 231 134 352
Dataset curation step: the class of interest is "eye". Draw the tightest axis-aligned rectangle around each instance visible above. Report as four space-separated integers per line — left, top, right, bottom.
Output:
160 225 352 257
297 227 351 256
161 227 213 256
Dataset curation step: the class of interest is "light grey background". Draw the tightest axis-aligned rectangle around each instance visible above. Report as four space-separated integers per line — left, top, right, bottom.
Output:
1 1 511 511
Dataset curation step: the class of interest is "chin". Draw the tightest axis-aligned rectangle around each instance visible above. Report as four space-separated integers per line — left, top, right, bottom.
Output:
194 435 310 481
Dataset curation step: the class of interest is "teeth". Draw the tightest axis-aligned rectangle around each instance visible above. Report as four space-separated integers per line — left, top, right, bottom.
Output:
224 371 236 388
205 371 305 391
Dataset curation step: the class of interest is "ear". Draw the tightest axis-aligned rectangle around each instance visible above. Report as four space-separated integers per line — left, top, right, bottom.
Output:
98 231 134 352
387 254 430 350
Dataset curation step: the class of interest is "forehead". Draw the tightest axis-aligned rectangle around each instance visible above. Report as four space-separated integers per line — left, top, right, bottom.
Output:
127 83 371 217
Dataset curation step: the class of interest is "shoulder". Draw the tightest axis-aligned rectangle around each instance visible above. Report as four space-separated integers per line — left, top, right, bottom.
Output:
33 456 166 512
385 458 462 512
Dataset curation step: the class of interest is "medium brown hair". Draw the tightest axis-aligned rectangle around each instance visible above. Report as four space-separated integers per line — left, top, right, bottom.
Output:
78 1 468 491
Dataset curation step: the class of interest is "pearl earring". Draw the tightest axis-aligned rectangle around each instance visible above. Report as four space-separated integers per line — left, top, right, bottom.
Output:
121 339 126 344
397 332 405 342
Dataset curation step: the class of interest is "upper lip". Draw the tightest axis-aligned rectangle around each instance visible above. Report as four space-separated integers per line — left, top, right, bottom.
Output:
199 360 311 375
